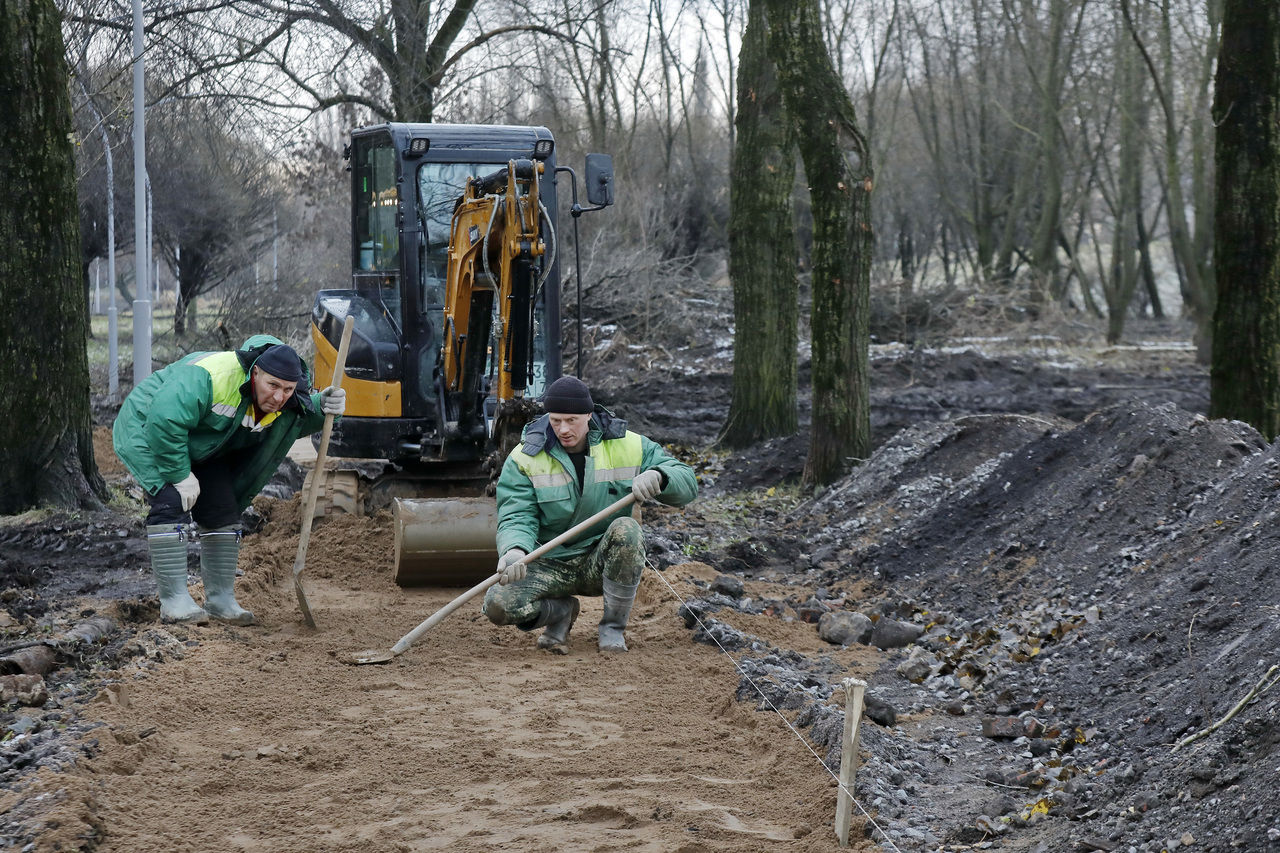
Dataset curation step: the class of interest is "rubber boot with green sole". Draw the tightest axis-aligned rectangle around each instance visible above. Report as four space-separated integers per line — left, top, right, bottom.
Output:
534 597 580 655
146 524 208 624
199 526 255 626
598 576 640 653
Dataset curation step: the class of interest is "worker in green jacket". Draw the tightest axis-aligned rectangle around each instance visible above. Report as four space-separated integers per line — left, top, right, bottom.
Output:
113 334 345 625
483 375 697 654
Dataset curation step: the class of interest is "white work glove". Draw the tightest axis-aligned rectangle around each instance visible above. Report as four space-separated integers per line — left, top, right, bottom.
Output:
174 473 201 512
497 549 527 585
631 469 664 502
319 386 346 417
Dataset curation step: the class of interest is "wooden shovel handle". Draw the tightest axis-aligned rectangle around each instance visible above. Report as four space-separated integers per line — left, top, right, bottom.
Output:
294 315 355 579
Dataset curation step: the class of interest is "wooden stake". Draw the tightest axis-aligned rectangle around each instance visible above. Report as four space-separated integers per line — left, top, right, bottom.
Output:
835 677 867 847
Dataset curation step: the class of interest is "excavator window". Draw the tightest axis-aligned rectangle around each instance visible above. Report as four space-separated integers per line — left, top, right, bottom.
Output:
353 137 400 273
416 161 494 308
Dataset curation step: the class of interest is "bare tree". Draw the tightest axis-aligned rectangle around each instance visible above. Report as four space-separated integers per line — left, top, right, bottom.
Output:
148 101 279 335
62 0 580 123
1004 0 1086 304
1122 0 1220 355
721 0 797 447
896 1 1027 288
1101 0 1146 342
0 0 106 512
767 0 873 485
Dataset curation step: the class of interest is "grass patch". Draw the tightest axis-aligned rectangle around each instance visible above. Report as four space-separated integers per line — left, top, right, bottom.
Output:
681 483 806 554
0 508 55 528
87 302 229 396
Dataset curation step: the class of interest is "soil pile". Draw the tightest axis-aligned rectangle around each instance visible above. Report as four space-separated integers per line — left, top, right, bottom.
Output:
688 400 1279 851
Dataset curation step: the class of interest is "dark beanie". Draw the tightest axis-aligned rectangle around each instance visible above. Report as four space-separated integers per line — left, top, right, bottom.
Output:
253 344 304 383
542 375 594 414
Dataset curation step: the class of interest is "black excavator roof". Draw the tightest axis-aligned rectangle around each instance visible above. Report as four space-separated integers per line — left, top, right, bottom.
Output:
354 123 555 161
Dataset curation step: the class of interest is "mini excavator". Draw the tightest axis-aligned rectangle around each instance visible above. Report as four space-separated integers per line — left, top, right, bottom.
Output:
308 123 613 585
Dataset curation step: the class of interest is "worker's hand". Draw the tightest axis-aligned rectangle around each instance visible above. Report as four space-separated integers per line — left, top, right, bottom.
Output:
631 469 664 502
174 473 201 513
497 549 527 585
319 386 346 417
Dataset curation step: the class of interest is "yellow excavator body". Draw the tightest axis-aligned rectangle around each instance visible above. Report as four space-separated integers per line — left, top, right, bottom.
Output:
312 326 403 418
308 123 612 586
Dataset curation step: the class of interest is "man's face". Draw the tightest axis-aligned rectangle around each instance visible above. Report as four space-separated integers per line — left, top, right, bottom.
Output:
548 413 591 453
251 366 298 414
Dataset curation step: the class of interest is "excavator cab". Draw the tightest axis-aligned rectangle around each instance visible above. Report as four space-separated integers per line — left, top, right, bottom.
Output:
310 123 613 584
312 124 563 477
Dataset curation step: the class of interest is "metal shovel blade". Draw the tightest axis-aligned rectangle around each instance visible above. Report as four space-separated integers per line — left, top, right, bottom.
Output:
339 648 396 665
294 576 316 629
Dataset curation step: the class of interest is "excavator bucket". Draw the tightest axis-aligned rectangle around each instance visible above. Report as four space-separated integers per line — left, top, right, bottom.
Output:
393 497 498 586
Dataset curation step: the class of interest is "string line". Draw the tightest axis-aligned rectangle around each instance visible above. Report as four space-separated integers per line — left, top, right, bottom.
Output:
646 561 902 852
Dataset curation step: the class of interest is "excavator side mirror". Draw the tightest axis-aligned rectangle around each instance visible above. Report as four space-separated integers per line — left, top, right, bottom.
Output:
585 154 614 207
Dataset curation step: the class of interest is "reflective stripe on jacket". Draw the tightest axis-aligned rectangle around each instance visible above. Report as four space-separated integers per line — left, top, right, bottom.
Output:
495 407 698 560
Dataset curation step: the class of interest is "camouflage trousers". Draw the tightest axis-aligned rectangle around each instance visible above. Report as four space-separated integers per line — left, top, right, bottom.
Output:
482 517 644 628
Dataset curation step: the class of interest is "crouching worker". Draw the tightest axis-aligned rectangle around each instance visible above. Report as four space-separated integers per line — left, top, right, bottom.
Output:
113 335 345 625
483 376 697 654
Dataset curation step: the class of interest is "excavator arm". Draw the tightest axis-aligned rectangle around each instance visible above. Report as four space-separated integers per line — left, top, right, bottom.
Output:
440 157 547 442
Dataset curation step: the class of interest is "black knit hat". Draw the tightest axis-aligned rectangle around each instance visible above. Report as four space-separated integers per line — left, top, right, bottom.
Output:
542 375 594 414
253 344 304 383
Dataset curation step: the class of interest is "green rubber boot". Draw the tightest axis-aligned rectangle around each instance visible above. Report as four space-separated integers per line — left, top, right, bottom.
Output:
533 597 580 655
199 525 255 626
598 577 640 653
146 524 208 624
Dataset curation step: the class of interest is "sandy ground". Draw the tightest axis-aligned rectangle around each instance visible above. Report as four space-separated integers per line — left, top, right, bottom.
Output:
53 503 878 852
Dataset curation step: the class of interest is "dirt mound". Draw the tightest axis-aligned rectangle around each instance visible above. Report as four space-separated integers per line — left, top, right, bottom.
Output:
646 339 1206 497
684 400 1280 851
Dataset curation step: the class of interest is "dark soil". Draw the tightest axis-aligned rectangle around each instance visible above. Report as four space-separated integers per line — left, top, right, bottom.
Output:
11 322 1279 853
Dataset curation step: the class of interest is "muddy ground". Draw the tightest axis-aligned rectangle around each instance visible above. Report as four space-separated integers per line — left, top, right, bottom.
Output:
5 320 1279 852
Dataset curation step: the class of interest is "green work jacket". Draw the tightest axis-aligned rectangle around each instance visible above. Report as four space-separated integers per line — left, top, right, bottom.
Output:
112 334 327 510
496 407 698 560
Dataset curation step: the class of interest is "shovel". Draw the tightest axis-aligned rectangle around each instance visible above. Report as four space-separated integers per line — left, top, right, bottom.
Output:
293 315 355 628
342 492 637 664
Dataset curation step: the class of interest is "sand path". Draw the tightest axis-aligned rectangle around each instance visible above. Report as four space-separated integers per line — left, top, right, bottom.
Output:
76 507 870 852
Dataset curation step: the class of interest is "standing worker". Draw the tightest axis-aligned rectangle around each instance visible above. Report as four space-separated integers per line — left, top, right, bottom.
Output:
483 376 697 653
113 335 345 625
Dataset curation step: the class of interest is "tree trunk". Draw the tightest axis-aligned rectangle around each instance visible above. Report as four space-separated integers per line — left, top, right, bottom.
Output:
898 214 915 287
1131 0 1217 357
1137 194 1163 318
1024 0 1072 306
766 0 873 486
1210 1 1280 438
1189 0 1223 330
404 0 479 121
173 241 209 337
0 0 106 513
720 0 799 447
1106 1 1144 344
391 0 431 121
